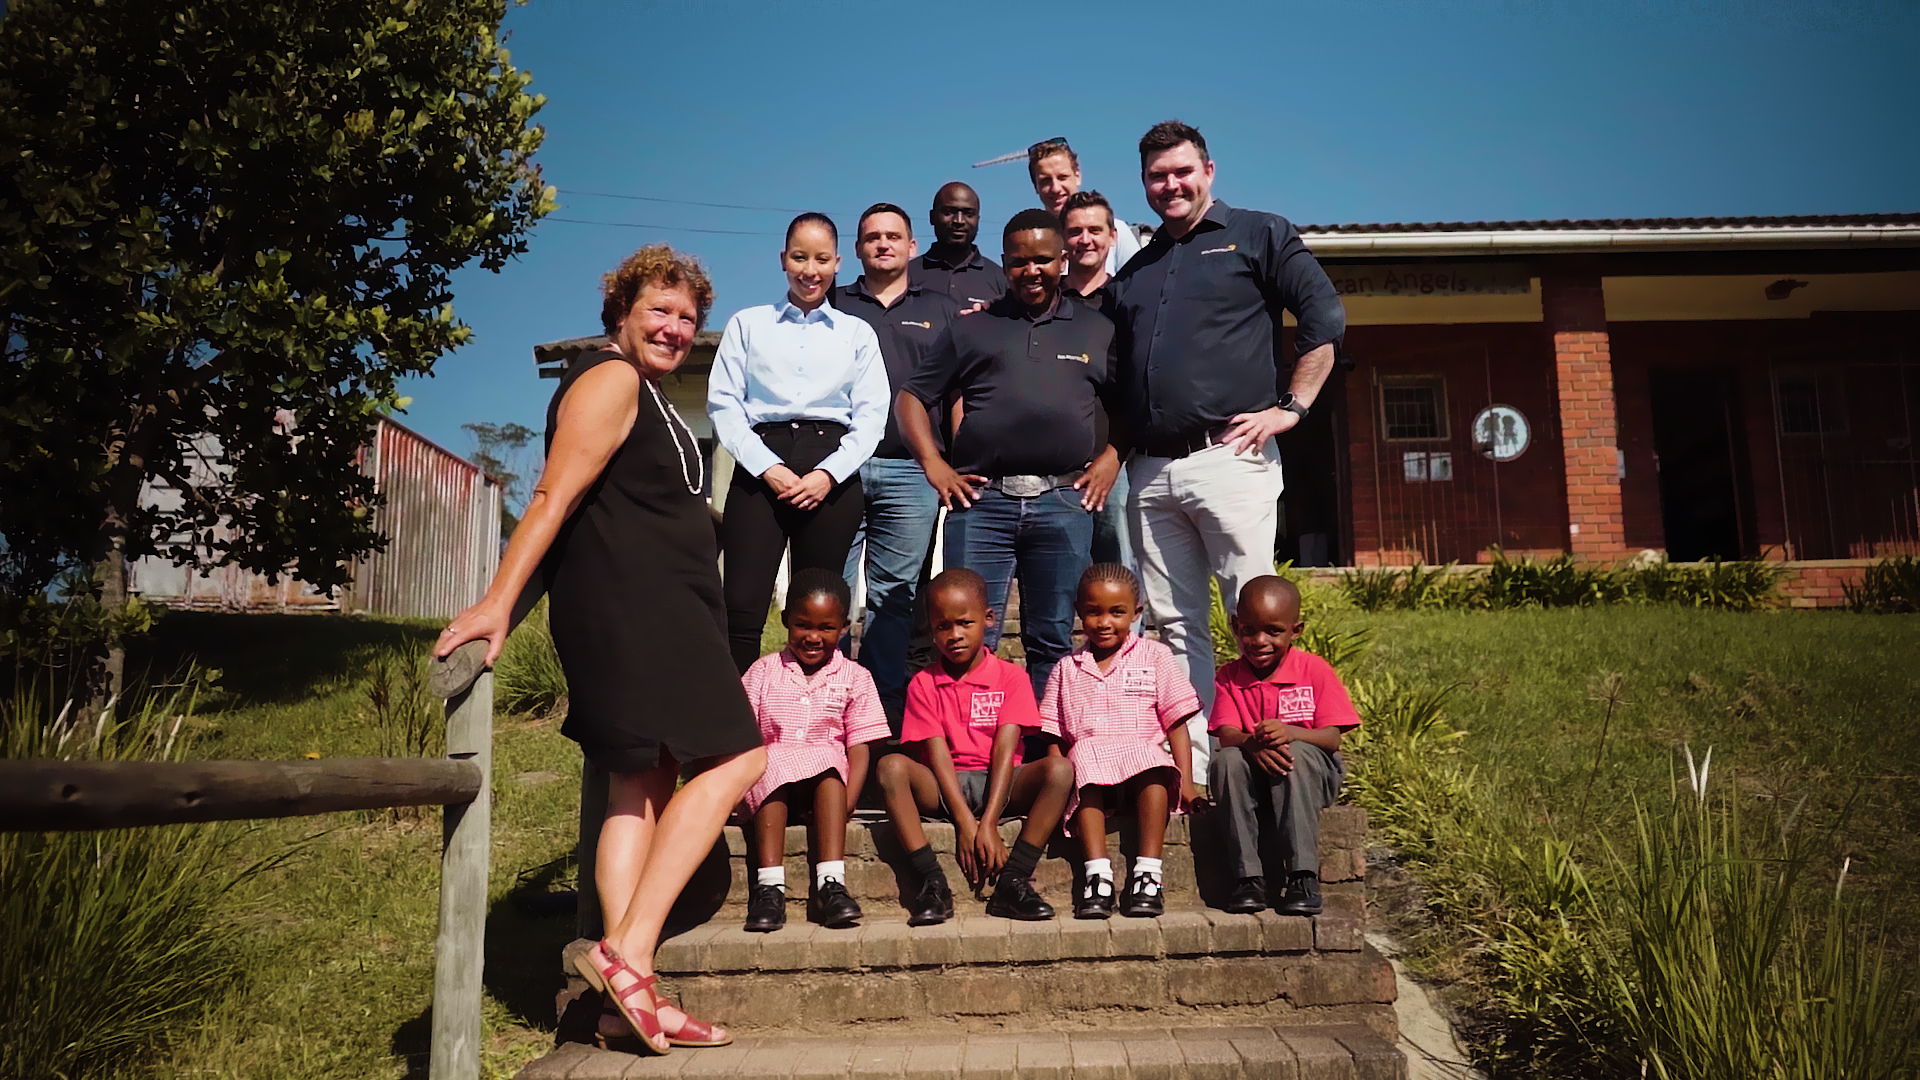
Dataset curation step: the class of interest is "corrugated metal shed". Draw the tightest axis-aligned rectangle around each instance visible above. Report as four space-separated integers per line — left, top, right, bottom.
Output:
130 417 500 620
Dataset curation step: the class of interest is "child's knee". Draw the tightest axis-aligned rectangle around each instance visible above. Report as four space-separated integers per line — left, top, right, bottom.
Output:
1209 744 1251 787
1040 754 1076 790
875 752 910 789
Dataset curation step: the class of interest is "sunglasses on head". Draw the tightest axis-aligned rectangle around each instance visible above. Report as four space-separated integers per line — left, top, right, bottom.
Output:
1028 137 1070 156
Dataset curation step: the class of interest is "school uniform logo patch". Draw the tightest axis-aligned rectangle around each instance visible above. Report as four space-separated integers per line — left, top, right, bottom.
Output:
969 691 1005 726
819 684 850 708
1122 667 1157 695
1273 685 1316 722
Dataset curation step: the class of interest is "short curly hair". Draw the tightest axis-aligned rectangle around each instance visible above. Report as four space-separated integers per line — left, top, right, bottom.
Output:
600 245 715 336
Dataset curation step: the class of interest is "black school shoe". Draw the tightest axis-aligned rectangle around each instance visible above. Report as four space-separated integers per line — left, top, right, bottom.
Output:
906 873 954 926
1225 876 1267 914
809 879 863 928
743 883 786 932
985 875 1055 921
1122 871 1164 918
1074 875 1116 919
1275 871 1322 916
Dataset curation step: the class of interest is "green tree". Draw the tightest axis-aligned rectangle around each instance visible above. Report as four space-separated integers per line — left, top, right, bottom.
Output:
462 419 538 535
0 0 553 703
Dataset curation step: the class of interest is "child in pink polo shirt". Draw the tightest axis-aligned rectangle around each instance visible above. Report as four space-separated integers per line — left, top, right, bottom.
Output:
1041 564 1201 920
873 568 1077 924
739 569 890 933
1209 575 1361 917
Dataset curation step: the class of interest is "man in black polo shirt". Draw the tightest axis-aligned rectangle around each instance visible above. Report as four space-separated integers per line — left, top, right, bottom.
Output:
897 208 1120 700
833 202 959 723
914 181 1008 309
1107 120 1345 785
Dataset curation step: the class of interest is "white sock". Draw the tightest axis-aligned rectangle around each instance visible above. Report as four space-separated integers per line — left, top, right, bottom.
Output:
1134 856 1163 880
815 860 846 887
756 865 786 890
1083 857 1113 880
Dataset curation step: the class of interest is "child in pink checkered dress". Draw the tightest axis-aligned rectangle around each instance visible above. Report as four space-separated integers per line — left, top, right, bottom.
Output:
738 569 890 933
1040 564 1202 919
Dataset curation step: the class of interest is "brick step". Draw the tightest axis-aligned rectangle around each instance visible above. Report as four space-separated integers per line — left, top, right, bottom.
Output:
518 1021 1405 1079
560 901 1392 1033
668 806 1368 926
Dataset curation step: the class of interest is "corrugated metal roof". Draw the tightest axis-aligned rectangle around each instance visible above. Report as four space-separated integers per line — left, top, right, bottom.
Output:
1301 212 1920 234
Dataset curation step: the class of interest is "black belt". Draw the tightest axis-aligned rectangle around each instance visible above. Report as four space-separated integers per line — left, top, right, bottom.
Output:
1138 423 1231 460
986 471 1082 497
753 419 848 436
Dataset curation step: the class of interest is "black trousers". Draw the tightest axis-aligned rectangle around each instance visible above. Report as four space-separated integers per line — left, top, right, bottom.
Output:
721 420 864 671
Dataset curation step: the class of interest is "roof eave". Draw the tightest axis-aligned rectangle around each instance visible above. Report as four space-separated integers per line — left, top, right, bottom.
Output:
1302 225 1920 257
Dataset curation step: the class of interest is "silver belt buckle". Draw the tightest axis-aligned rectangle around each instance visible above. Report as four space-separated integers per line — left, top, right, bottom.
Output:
998 474 1049 498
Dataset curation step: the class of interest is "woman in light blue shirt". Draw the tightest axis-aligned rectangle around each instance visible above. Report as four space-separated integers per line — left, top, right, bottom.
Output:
708 212 889 671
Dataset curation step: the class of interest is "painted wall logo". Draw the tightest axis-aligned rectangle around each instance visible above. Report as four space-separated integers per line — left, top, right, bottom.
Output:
900 320 933 329
1057 352 1091 363
969 691 1005 726
1201 243 1238 255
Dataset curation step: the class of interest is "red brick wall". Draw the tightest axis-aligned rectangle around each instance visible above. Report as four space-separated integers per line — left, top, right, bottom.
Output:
1545 276 1627 562
1776 560 1871 609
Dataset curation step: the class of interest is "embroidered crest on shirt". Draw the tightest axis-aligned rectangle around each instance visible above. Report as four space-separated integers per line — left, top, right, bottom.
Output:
1055 352 1091 364
1201 243 1239 255
1273 685 1317 722
969 690 1005 727
1122 667 1157 695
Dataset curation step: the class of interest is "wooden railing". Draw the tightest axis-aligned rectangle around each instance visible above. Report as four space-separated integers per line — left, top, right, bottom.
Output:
0 672 495 1080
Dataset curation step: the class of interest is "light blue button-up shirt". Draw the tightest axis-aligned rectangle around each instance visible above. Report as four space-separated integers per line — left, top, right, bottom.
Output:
706 299 890 483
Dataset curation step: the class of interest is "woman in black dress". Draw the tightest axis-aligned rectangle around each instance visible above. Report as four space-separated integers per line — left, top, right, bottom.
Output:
436 246 765 1056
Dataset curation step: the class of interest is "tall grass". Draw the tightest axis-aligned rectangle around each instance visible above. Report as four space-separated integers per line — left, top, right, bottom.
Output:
1 675 266 1080
493 598 567 717
1338 553 1785 613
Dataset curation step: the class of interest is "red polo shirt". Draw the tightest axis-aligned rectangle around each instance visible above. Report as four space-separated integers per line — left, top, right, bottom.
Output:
1209 648 1360 735
901 652 1055 771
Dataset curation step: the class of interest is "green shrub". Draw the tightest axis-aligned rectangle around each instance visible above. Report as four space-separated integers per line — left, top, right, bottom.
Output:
362 647 441 820
1337 554 1783 613
1340 565 1410 612
1845 555 1920 614
494 598 567 717
1 674 262 1080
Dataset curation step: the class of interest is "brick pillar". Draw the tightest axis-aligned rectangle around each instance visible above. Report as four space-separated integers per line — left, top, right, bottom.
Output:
1544 274 1625 561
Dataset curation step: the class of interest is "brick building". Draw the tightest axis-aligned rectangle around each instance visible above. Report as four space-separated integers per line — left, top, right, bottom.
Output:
1280 213 1920 568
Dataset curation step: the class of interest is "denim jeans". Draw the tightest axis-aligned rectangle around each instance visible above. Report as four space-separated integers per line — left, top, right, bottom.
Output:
1090 461 1134 568
943 485 1093 701
843 457 939 722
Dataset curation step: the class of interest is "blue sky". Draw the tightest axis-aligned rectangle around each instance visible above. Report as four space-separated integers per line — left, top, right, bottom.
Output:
398 0 1918 466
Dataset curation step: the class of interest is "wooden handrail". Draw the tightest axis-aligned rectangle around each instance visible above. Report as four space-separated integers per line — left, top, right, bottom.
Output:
0 757 483 831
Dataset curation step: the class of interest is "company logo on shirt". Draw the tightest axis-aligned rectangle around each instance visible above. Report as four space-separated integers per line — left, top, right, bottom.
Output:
1057 352 1091 364
968 691 1005 727
1201 243 1239 255
1272 685 1316 722
900 320 933 329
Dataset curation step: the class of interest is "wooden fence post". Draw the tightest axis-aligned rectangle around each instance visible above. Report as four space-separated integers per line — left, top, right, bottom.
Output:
429 670 493 1080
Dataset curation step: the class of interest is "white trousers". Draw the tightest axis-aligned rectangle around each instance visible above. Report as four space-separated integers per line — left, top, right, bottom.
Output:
1127 439 1284 780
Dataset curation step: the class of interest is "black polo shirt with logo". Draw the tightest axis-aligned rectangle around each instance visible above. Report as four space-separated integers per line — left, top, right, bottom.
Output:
1106 200 1345 446
832 274 959 459
913 246 1008 308
903 293 1114 479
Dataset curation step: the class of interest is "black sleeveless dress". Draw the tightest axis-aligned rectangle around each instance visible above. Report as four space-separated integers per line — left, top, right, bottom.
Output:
544 349 760 772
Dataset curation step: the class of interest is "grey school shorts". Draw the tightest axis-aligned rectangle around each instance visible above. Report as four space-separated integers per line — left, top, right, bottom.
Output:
937 769 991 820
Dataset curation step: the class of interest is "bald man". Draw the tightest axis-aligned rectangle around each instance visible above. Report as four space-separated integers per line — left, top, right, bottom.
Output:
914 181 1007 307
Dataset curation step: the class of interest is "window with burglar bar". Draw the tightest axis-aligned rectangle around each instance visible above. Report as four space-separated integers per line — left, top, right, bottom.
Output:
1380 375 1449 441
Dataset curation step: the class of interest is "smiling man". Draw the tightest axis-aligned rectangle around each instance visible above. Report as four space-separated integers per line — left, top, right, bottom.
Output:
895 208 1120 701
1106 120 1346 783
832 203 960 724
914 181 1007 308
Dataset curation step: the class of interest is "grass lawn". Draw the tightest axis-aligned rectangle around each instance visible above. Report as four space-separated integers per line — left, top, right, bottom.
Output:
119 604 1918 1078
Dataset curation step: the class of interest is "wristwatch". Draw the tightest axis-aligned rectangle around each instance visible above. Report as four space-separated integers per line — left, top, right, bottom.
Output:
1277 393 1310 420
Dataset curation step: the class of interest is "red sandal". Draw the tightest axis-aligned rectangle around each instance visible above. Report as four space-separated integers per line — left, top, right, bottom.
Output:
597 1003 733 1049
572 940 669 1056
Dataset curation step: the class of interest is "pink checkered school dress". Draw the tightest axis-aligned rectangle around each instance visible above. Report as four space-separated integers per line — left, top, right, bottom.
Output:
741 649 890 814
1040 635 1202 789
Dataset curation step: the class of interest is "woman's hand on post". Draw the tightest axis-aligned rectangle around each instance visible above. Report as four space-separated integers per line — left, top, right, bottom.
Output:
777 469 834 511
435 599 512 666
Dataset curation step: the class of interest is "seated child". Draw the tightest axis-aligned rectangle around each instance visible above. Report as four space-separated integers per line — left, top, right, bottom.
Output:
739 569 891 932
1042 564 1202 919
874 568 1076 923
1208 575 1360 916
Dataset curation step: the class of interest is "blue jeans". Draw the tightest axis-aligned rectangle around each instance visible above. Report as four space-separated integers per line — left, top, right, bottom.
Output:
942 486 1093 701
1091 462 1134 568
843 457 939 721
